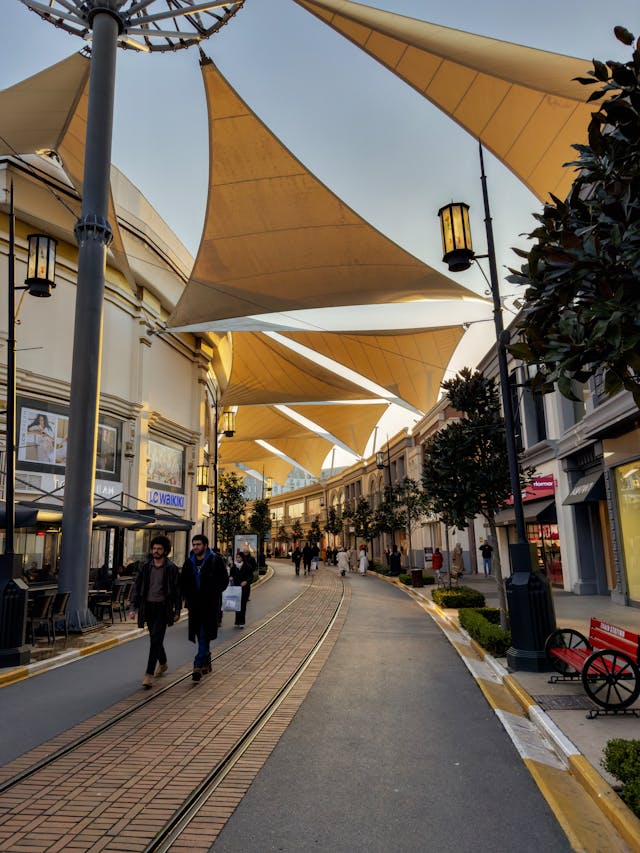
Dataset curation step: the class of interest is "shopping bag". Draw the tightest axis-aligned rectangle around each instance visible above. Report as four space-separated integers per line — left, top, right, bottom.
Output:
222 586 242 612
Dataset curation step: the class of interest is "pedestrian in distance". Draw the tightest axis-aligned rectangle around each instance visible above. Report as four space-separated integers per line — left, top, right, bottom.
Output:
358 543 368 576
347 546 357 573
432 547 444 579
452 542 465 575
230 549 254 628
292 545 302 576
388 544 402 577
337 547 349 576
302 542 312 576
311 542 320 571
181 534 229 682
479 541 493 576
129 535 181 689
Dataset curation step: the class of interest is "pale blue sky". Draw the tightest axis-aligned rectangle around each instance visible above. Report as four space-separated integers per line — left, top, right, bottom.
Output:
1 0 638 467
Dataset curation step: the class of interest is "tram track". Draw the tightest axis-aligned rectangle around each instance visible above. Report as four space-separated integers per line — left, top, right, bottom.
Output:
0 569 349 853
143 578 346 852
0 578 309 796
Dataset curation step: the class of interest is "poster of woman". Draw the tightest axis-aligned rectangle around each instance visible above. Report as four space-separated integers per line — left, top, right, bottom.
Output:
22 411 56 464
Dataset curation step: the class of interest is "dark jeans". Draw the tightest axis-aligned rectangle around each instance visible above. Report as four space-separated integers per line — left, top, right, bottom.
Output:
235 585 250 626
145 600 168 675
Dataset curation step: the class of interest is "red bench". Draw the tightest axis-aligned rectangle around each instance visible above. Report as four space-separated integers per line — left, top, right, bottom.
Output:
545 618 640 716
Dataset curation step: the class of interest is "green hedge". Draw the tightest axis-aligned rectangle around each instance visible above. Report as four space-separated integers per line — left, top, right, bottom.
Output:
602 739 640 817
431 586 485 609
398 573 435 586
458 607 511 656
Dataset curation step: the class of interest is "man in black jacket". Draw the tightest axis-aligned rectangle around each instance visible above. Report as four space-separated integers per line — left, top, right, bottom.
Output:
182 534 229 682
129 535 181 689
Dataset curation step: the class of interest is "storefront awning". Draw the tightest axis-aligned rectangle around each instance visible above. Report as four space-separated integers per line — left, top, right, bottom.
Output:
12 502 64 525
92 508 152 529
563 472 605 505
494 498 556 526
141 513 193 532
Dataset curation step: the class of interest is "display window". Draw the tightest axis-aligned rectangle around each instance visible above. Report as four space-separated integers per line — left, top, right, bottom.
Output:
614 461 640 602
526 522 563 585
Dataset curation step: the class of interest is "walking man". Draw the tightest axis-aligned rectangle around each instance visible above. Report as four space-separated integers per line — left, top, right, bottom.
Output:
479 541 493 577
130 535 181 689
181 534 229 682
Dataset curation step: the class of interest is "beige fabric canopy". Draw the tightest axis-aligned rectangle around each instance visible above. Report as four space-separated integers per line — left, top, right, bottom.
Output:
287 402 387 457
168 56 471 331
0 53 134 285
222 332 376 406
218 440 304 484
284 326 464 414
296 0 594 202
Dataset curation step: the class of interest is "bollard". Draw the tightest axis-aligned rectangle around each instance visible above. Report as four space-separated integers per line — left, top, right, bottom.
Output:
0 553 30 667
506 569 556 672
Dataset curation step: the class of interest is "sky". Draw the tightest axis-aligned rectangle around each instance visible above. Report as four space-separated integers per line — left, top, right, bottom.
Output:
1 0 638 470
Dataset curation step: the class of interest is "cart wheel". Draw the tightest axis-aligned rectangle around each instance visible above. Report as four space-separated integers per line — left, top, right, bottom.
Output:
544 629 590 675
581 650 640 711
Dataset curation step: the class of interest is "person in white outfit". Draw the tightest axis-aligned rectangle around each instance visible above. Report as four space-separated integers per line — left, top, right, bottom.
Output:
337 547 349 576
358 545 368 575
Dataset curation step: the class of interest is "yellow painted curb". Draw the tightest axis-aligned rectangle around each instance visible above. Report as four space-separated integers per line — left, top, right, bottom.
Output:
568 754 640 852
0 666 29 687
78 637 123 656
503 673 536 714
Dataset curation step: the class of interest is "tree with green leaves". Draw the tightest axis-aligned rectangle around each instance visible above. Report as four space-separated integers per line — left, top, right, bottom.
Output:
290 517 304 544
277 523 289 549
343 496 375 553
324 505 343 545
508 26 640 407
422 368 525 628
218 471 247 551
392 477 430 569
308 516 322 546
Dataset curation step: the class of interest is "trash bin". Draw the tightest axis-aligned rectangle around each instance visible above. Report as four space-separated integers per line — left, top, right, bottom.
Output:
411 569 424 588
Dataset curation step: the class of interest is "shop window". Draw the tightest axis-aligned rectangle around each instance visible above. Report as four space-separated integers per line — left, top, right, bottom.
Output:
614 462 640 602
527 522 563 585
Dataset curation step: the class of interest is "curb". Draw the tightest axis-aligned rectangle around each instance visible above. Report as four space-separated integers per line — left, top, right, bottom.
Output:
373 570 640 851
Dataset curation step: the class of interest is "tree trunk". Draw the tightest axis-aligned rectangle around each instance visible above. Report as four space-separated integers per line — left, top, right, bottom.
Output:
488 517 509 631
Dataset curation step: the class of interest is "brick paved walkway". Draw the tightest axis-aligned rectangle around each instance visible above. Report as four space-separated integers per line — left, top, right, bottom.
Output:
0 571 349 853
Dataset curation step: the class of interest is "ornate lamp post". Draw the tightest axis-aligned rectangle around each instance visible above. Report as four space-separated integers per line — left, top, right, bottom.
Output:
0 180 57 666
437 142 556 671
211 397 235 549
20 0 244 627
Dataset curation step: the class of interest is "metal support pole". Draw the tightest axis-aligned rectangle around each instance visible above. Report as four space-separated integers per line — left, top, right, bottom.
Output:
213 397 219 550
386 442 396 549
0 180 29 666
478 143 556 670
59 10 119 629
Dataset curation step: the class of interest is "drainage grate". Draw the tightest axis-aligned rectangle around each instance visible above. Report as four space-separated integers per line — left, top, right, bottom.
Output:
533 694 598 711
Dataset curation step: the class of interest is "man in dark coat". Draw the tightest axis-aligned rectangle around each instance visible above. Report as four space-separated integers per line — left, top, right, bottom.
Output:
129 535 181 689
302 542 312 576
181 534 229 682
388 544 402 577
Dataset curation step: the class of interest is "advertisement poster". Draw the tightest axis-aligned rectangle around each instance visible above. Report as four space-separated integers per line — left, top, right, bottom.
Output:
147 438 184 490
234 533 258 559
17 401 119 476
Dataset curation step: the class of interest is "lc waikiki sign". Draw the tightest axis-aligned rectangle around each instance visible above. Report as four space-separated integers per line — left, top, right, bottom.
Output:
146 489 186 510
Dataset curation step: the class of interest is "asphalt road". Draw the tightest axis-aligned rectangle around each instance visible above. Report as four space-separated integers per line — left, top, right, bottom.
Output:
212 567 572 853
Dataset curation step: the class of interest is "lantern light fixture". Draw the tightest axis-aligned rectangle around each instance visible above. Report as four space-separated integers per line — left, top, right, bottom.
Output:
222 409 236 437
265 476 273 498
375 451 385 470
437 202 474 273
25 234 58 297
196 463 209 492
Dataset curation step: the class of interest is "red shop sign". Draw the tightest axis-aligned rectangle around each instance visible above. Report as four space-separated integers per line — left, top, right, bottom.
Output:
507 474 556 505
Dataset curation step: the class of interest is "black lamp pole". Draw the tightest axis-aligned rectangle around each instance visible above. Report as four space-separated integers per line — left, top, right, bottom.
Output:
376 442 396 549
1 181 57 667
438 142 556 671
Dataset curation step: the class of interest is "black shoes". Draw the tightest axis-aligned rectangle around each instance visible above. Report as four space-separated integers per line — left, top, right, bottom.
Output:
192 668 202 682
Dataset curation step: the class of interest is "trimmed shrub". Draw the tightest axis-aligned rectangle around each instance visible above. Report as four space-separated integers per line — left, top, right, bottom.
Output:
431 586 485 609
399 573 435 586
459 607 511 656
602 739 640 817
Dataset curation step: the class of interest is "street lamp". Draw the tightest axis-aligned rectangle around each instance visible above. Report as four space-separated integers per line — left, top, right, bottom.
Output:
20 0 244 628
437 142 556 671
196 463 209 492
376 443 396 549
211 398 235 549
0 180 57 666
